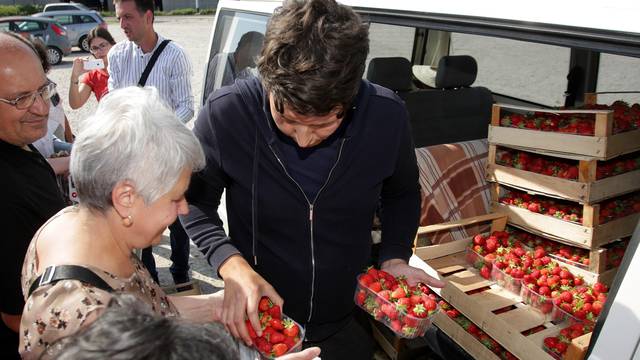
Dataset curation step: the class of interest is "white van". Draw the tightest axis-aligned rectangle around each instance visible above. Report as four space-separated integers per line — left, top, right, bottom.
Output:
202 1 640 359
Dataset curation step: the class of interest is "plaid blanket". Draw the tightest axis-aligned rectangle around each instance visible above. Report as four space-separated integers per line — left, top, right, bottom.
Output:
416 139 491 245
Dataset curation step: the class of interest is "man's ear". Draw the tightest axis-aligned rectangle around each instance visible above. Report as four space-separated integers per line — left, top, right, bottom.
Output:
146 9 154 26
112 180 137 213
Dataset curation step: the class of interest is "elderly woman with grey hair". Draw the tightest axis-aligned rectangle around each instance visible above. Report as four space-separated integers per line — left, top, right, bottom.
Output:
17 86 320 360
17 87 216 359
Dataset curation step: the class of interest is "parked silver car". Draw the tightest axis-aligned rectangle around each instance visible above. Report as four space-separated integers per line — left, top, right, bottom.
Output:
33 10 107 52
0 16 72 65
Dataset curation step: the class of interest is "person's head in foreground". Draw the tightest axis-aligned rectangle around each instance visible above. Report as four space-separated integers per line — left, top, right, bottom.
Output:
51 294 238 360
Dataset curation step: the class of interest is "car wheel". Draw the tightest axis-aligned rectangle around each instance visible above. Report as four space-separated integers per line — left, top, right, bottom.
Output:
47 47 63 65
80 36 90 52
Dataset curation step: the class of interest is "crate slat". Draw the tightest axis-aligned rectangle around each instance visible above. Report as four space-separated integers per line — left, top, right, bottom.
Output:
432 312 502 360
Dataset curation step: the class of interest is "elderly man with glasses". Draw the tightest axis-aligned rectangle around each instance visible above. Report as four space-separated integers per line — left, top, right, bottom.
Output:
0 32 66 359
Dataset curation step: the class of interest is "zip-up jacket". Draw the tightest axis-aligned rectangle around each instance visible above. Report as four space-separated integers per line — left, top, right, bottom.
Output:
182 77 420 340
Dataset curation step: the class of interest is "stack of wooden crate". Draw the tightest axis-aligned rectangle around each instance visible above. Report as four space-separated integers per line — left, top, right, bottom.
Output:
486 99 640 285
402 97 639 360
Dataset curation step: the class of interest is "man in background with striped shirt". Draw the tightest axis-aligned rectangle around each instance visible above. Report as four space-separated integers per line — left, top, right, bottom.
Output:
108 0 194 288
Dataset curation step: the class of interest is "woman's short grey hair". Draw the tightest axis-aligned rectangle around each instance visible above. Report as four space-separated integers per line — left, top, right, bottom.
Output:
70 86 205 211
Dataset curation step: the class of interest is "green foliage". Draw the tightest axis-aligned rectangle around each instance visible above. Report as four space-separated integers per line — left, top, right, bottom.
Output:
197 8 216 15
0 4 44 17
167 8 196 16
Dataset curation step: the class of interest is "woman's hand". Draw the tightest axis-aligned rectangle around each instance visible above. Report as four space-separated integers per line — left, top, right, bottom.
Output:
219 255 283 347
71 57 89 82
276 347 321 360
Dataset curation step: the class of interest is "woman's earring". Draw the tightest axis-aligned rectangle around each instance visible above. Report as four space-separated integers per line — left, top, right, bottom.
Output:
122 215 133 227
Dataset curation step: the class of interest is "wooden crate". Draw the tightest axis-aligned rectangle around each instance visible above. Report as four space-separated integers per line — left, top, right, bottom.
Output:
486 145 640 203
431 311 502 360
493 201 639 250
411 214 561 360
488 103 640 160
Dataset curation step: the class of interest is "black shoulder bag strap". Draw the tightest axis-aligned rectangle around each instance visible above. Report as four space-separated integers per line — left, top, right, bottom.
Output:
138 39 172 87
28 265 113 297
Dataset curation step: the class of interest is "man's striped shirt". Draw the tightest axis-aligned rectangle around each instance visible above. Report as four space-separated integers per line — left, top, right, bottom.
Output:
107 33 194 123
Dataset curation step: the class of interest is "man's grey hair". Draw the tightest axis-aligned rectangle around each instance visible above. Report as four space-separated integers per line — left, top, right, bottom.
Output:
50 294 239 360
70 86 205 211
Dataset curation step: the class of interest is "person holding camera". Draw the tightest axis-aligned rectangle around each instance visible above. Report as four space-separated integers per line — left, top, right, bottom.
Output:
68 27 116 109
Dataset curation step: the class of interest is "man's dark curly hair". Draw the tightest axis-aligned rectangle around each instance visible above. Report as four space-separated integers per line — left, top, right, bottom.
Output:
258 0 369 116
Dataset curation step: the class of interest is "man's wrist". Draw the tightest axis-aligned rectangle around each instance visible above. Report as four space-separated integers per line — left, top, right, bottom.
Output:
380 258 407 269
218 254 249 279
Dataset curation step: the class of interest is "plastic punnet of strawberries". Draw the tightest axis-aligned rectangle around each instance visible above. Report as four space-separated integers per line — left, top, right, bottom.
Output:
551 282 608 325
355 267 438 338
543 322 595 359
247 296 304 359
466 230 513 279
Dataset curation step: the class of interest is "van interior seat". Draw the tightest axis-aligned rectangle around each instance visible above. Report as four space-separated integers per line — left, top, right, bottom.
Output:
405 55 493 148
366 57 413 99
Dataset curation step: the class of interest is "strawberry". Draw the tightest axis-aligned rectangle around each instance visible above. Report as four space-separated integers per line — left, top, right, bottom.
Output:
283 336 296 349
410 303 428 318
366 266 379 280
391 286 407 300
282 319 299 338
390 319 403 332
381 303 399 320
368 281 382 293
245 320 257 339
259 297 272 312
255 337 271 353
269 332 286 344
270 318 284 330
356 290 366 305
359 274 374 287
377 289 391 300
480 265 491 279
269 304 281 319
271 343 289 357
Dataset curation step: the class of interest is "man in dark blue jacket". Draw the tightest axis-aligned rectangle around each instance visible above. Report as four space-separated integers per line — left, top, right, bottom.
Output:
182 0 444 358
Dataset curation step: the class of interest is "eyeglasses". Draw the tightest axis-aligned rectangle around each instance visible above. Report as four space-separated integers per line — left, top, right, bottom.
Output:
90 42 110 53
0 82 56 110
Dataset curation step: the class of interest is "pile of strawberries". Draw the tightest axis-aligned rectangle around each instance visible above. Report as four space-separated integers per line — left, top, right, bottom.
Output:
247 297 303 358
355 267 438 338
605 238 630 269
499 188 640 225
506 227 592 268
439 300 518 360
498 100 640 136
584 100 640 134
495 147 640 181
544 323 595 358
467 230 513 279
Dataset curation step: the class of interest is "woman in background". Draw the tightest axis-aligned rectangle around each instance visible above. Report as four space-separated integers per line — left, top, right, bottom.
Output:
68 26 115 108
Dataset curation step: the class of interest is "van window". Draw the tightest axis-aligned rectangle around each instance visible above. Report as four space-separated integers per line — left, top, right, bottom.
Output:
202 10 268 103
596 54 640 104
367 22 415 64
46 5 75 11
450 33 571 107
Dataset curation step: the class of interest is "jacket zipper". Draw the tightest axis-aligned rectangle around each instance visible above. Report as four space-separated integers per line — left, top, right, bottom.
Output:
267 138 347 323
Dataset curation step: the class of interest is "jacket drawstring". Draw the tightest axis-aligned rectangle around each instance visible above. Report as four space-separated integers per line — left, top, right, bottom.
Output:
251 125 260 266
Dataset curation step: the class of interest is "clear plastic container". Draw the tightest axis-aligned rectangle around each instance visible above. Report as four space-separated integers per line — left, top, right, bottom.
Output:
256 314 305 359
354 276 438 338
520 285 554 319
490 265 522 295
551 304 590 327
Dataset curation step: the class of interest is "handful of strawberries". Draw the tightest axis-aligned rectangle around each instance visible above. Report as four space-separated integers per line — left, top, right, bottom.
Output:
543 323 594 358
247 296 304 358
355 267 438 338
